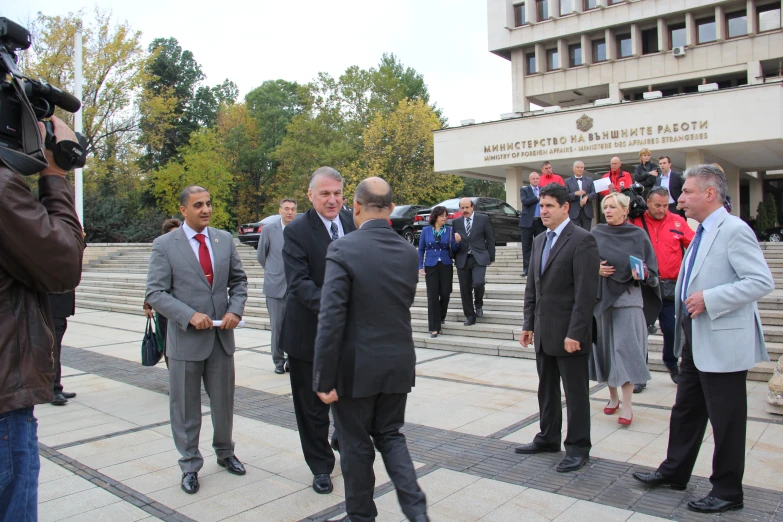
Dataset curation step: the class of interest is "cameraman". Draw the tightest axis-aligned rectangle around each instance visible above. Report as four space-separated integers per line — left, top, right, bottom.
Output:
0 115 85 519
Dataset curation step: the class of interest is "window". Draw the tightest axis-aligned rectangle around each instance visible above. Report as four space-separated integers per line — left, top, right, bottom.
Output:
616 34 632 58
569 44 583 66
514 3 527 26
480 199 503 214
502 203 519 217
642 27 659 54
758 3 782 32
697 17 717 44
560 0 573 16
536 0 549 21
608 0 623 4
526 52 537 74
546 48 559 70
726 11 747 38
593 39 607 62
669 23 686 49
584 0 597 9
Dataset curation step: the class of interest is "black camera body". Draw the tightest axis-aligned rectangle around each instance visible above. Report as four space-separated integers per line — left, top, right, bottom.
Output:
625 182 648 219
0 17 86 175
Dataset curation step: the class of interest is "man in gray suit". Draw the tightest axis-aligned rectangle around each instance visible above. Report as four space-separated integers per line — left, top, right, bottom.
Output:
564 160 597 231
314 177 429 522
258 198 297 374
146 186 248 495
452 198 495 325
633 165 774 514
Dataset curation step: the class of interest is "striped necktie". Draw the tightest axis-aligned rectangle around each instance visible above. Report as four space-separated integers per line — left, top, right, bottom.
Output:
465 217 472 237
330 221 339 241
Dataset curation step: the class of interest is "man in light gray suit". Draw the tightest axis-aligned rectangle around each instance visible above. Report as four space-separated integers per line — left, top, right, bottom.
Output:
258 198 297 374
633 165 774 514
146 186 248 495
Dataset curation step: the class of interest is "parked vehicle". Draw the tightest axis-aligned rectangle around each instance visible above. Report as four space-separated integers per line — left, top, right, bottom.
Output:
390 204 428 244
413 197 521 246
238 213 302 249
759 226 783 242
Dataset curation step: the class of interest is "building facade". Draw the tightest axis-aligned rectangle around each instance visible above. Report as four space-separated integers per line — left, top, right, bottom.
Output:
435 0 783 221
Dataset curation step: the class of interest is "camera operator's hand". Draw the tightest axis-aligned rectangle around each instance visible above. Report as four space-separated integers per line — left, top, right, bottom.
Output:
37 116 78 177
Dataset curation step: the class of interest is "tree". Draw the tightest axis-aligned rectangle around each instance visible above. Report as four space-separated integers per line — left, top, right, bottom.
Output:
458 178 506 200
344 99 462 205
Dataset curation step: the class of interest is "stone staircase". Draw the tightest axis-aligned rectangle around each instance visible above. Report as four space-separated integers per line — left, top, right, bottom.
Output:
76 242 783 382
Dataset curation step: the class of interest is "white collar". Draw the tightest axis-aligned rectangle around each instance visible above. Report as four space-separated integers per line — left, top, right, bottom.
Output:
317 211 340 229
182 222 209 241
699 207 725 232
548 217 570 237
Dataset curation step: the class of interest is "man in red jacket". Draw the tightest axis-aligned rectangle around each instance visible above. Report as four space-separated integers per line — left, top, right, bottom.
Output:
631 187 694 387
599 157 634 196
540 161 565 187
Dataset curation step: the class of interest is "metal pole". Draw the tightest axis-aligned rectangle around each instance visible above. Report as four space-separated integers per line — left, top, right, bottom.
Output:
74 28 84 227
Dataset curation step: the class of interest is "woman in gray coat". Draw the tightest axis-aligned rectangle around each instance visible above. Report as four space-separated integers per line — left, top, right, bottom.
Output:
591 192 661 426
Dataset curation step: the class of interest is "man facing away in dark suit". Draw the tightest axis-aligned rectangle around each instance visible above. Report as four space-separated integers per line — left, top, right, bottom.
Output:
281 166 357 495
565 160 597 231
520 172 545 277
653 156 685 217
49 290 77 406
452 198 495 325
146 186 248 495
516 183 601 473
314 177 429 522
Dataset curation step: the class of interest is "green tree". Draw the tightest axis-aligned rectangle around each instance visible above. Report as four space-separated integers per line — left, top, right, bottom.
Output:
458 178 506 200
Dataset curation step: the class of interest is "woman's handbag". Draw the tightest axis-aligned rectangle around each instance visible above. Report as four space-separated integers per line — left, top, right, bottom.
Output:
141 317 162 366
660 279 677 301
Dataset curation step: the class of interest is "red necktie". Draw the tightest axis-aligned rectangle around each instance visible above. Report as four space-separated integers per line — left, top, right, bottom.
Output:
194 234 213 286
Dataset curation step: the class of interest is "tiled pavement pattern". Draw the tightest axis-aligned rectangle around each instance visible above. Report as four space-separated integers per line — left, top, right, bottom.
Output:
37 309 783 521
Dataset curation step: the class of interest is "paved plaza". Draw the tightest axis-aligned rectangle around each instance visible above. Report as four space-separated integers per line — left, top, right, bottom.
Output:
37 308 783 522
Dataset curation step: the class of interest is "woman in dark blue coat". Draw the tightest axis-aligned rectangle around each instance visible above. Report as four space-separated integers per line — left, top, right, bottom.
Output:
418 206 462 337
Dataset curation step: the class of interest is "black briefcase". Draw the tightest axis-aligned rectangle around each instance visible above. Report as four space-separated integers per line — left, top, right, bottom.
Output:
141 318 162 366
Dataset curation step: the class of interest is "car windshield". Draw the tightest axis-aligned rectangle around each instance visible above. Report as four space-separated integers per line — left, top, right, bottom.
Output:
390 206 409 218
436 198 472 211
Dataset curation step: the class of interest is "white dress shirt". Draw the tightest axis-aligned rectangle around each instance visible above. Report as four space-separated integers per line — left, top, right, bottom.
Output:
575 176 583 191
317 211 345 238
681 206 725 302
659 171 675 204
546 216 571 249
181 222 215 269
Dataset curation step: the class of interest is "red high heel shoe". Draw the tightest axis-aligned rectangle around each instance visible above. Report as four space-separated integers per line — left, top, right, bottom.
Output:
604 402 620 415
618 415 633 426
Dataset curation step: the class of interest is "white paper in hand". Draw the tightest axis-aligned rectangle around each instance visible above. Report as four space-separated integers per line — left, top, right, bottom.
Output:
212 320 246 327
593 177 612 193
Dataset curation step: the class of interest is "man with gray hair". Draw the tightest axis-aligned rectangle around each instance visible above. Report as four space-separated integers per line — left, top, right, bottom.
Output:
564 160 597 231
633 165 774 514
281 167 357 494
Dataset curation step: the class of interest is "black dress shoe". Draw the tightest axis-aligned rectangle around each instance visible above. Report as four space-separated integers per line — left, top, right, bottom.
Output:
687 495 743 513
410 515 430 522
51 393 68 406
522 270 528 277
284 360 290 372
61 391 77 399
632 471 687 490
476 307 484 317
556 455 588 473
430 333 438 338
441 319 445 324
514 442 560 454
463 316 476 326
181 472 199 494
217 455 246 475
274 365 285 374
313 473 333 494
633 383 646 393
668 365 680 384
330 437 340 453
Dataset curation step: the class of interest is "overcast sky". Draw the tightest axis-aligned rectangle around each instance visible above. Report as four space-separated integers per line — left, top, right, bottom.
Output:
4 0 512 127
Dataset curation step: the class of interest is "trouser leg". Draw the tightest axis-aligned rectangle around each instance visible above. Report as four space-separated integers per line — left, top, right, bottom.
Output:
0 407 39 522
533 350 563 449
658 300 677 369
457 264 475 319
288 356 335 475
439 263 453 324
203 338 235 459
472 264 486 309
52 317 67 394
558 354 591 457
425 266 441 332
266 297 287 366
168 356 206 473
521 227 533 272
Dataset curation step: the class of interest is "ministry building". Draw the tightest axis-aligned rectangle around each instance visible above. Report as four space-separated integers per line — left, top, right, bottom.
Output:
435 0 783 220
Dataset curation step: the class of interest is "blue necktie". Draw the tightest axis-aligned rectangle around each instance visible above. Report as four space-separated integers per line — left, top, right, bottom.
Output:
682 224 704 305
534 187 540 217
541 231 555 273
330 221 339 241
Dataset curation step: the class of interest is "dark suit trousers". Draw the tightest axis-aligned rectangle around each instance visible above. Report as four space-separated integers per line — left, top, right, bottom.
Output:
657 315 747 502
533 351 591 457
52 317 67 394
570 210 592 231
332 393 427 522
457 255 486 319
288 356 335 475
425 263 452 332
521 219 546 271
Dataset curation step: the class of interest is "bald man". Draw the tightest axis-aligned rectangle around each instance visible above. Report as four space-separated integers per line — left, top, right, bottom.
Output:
598 157 633 196
314 177 429 522
452 198 495 325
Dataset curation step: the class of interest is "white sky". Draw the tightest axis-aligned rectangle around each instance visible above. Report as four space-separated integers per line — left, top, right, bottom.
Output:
3 0 512 127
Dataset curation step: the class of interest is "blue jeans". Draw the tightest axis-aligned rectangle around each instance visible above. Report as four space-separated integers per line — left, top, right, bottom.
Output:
659 299 678 369
0 407 39 522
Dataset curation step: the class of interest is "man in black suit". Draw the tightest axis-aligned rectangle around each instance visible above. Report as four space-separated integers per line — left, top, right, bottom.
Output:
314 177 428 522
281 166 357 495
515 183 600 473
520 172 545 277
452 198 495 326
564 161 597 231
653 156 685 217
49 291 77 406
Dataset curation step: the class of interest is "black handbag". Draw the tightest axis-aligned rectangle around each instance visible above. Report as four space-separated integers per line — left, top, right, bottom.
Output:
141 318 162 366
660 279 677 301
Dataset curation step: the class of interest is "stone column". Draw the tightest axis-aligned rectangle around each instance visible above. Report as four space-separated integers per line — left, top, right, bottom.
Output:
631 23 643 57
505 166 528 210
605 28 617 61
715 5 726 42
550 0 561 19
581 33 593 65
512 49 532 112
722 164 741 217
557 39 568 69
535 42 546 75
748 0 758 35
609 83 622 102
685 11 697 48
658 18 670 51
749 172 765 220
748 60 764 84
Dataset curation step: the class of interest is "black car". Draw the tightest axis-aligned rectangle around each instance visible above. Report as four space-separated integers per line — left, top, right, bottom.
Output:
238 213 303 249
390 204 428 244
413 197 521 246
759 226 783 242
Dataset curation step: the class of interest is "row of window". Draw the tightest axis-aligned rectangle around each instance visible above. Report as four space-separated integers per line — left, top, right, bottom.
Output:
514 0 624 25
524 4 782 74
